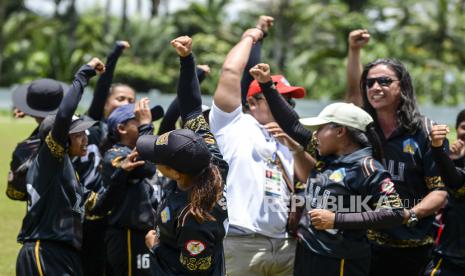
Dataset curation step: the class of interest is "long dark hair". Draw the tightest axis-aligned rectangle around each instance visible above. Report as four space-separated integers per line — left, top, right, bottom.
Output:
360 58 422 134
188 164 223 223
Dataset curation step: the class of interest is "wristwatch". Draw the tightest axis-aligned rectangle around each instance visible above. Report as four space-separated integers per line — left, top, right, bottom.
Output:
406 209 419 228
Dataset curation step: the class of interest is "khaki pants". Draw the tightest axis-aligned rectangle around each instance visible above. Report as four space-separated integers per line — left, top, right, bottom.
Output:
224 235 296 276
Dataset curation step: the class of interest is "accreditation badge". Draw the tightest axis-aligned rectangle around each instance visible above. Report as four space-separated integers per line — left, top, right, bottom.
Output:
263 162 283 198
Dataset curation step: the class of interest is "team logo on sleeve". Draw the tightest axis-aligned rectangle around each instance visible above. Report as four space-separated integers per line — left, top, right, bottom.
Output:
185 240 206 256
160 207 170 223
380 178 396 195
403 139 419 155
329 168 346 183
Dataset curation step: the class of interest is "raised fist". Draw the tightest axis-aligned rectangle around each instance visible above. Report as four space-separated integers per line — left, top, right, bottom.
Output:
171 36 192 57
134 97 152 125
348 29 370 50
249 63 272 84
87 57 105 74
256 15 274 33
430 124 449 148
116 40 131 49
197 64 211 75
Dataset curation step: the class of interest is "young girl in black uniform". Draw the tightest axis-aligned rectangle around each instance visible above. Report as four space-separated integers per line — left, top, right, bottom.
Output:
16 58 105 276
425 124 465 275
136 36 229 275
99 98 158 276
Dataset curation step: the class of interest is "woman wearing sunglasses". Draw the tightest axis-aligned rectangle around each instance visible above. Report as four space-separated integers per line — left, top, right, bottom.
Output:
358 59 447 276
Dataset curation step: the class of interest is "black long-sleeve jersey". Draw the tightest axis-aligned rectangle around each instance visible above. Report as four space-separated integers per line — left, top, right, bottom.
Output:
17 65 96 250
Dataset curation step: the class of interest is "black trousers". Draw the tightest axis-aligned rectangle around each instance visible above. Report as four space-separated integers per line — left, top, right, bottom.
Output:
105 227 154 276
17 240 82 276
424 255 465 276
294 239 370 276
81 218 107 276
370 244 432 276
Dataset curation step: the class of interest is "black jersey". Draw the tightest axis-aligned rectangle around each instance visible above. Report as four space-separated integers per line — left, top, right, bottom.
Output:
368 116 446 247
432 154 465 268
17 133 85 249
6 127 41 201
298 147 402 259
151 115 229 275
100 124 158 231
17 64 96 250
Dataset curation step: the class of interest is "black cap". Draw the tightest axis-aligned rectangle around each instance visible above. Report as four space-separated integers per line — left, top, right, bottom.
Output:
136 129 211 175
39 115 97 141
12 79 68 118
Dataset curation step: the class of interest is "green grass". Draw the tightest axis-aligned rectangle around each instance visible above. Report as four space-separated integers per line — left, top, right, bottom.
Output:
0 116 36 275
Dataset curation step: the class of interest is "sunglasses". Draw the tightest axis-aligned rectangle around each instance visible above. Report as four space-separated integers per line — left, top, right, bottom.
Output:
366 77 399 88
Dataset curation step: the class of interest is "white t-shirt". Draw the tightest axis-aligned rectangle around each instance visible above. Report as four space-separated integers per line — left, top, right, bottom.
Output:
209 102 294 238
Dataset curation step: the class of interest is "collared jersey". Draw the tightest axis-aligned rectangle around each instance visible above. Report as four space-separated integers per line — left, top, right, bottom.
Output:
152 115 229 275
368 116 446 247
18 133 85 249
299 147 402 259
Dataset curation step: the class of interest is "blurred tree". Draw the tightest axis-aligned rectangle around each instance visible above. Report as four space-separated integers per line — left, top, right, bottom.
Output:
1 0 465 105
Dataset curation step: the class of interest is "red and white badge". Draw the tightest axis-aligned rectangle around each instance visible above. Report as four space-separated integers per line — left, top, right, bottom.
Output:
185 240 206 256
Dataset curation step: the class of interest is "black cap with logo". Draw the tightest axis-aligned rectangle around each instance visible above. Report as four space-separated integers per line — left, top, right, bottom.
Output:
136 129 211 175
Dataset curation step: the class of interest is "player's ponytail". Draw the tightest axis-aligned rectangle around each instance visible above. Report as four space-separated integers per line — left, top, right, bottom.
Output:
188 164 223 223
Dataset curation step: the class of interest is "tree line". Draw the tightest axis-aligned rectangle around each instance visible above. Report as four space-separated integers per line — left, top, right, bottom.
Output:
1 0 465 105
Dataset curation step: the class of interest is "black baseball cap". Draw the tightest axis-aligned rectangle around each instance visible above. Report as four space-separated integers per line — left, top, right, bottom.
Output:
12 78 69 118
136 129 212 175
39 115 97 141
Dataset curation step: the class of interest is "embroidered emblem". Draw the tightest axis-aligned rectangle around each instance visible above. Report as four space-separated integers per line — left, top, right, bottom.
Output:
185 240 206 256
402 138 419 155
156 132 170 145
179 254 211 271
329 168 346 182
160 206 170 223
380 178 396 195
425 176 445 190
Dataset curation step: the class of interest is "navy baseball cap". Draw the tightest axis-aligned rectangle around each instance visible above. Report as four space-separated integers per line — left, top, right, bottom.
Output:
107 104 135 135
108 103 165 135
136 129 211 175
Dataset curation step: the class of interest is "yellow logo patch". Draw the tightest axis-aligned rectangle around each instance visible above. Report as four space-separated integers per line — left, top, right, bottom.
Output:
160 207 170 223
156 132 170 145
329 168 346 182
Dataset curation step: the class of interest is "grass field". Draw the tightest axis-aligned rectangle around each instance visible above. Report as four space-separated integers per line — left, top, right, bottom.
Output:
0 116 36 275
0 114 458 275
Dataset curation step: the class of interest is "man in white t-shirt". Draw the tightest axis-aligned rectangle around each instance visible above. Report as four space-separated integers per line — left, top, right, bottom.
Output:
209 25 309 275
